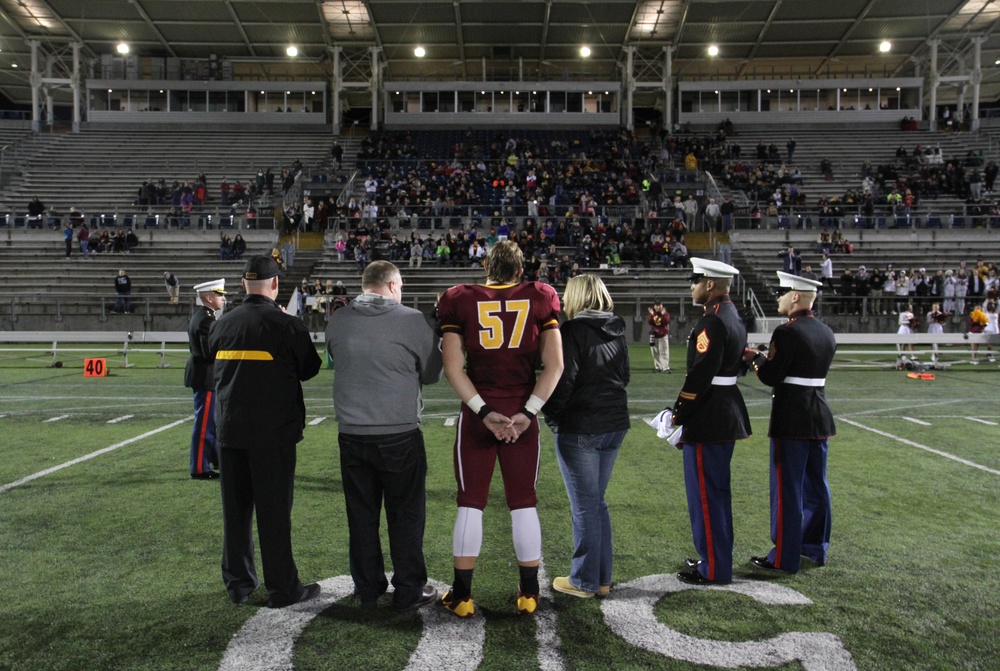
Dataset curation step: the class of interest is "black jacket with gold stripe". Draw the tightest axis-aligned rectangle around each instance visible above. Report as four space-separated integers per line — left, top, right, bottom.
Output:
671 295 751 443
208 294 322 449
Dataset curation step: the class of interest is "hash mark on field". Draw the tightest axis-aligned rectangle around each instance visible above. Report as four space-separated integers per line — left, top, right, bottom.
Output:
840 417 1000 476
444 417 456 426
966 417 999 426
107 415 134 424
307 416 326 426
902 417 932 426
42 414 70 423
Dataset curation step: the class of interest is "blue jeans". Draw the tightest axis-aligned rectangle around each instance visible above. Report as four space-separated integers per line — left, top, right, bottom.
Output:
554 429 627 593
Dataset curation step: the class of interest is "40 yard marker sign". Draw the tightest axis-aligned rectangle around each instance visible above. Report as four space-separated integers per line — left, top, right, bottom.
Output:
219 573 855 671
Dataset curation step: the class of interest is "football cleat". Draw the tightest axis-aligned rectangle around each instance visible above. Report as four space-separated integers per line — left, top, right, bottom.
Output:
440 590 475 618
517 588 539 615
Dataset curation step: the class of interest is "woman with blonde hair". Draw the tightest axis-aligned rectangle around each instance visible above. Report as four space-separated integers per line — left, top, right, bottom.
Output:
543 274 630 599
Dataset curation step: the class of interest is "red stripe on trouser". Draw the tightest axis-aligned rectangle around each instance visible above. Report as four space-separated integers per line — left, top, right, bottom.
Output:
195 391 212 473
696 444 715 581
773 439 784 569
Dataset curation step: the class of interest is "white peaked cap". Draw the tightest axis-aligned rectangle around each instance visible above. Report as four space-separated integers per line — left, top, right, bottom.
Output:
690 257 739 279
777 271 822 291
193 279 227 294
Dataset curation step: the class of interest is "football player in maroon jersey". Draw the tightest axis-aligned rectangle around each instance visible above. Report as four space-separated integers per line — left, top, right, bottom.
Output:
436 240 564 617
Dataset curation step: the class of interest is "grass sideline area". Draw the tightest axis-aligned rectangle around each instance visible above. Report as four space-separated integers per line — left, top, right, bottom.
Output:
1 345 998 671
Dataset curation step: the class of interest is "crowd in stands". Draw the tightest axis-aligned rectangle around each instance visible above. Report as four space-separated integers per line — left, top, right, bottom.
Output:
790 253 999 324
332 211 691 285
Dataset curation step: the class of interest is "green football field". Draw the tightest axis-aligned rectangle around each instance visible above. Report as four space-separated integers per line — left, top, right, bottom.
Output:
0 345 998 671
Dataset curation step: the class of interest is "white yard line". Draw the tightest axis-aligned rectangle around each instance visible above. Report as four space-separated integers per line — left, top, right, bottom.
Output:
42 414 70 423
902 417 932 426
534 557 565 671
307 416 326 426
107 415 134 424
0 417 192 494
966 417 999 426
838 417 1000 476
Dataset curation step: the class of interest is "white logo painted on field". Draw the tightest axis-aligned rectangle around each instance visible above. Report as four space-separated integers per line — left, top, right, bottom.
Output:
601 574 856 670
219 576 484 671
221 573 855 671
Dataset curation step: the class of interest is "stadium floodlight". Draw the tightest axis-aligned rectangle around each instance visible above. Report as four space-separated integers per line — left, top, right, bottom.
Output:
580 46 591 58
879 41 891 53
286 46 298 57
414 46 426 58
117 42 129 55
707 44 719 57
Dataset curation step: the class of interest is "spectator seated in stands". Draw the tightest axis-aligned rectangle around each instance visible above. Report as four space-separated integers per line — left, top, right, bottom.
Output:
125 230 139 254
220 234 234 260
231 234 247 259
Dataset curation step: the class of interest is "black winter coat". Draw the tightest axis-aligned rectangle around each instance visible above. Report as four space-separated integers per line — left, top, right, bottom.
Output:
543 311 630 434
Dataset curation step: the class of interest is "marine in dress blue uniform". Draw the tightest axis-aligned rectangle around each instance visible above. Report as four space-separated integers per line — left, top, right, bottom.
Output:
744 271 836 573
669 258 751 585
184 278 227 479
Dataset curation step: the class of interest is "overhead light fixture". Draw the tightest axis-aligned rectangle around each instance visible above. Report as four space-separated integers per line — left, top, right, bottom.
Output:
108 89 113 93
879 41 891 53
117 42 129 55
12 63 17 68
414 46 426 58
580 46 591 58
286 46 298 57
707 45 719 57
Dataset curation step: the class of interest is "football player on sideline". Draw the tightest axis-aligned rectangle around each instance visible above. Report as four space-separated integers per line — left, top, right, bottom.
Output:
436 240 564 617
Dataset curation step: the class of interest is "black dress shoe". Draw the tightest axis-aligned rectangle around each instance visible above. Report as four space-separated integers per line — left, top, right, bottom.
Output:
676 570 731 586
266 582 321 608
191 471 220 480
684 557 701 570
749 556 795 573
230 586 258 605
394 583 438 613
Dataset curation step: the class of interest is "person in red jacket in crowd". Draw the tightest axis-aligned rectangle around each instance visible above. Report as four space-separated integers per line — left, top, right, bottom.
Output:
647 301 671 372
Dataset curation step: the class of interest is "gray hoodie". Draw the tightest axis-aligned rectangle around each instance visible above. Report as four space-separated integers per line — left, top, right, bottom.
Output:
326 293 443 435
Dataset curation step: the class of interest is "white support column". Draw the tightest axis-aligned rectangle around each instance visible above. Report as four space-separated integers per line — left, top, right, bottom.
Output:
29 40 41 133
663 46 673 130
44 54 54 126
928 39 939 129
331 47 342 134
72 43 81 132
971 36 982 132
625 46 634 131
370 46 380 131
956 58 967 125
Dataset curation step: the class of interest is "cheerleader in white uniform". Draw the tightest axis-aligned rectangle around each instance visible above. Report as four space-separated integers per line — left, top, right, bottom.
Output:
897 303 917 361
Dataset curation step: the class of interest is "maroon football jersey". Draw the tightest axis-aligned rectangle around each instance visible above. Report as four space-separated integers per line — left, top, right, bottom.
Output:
439 281 561 399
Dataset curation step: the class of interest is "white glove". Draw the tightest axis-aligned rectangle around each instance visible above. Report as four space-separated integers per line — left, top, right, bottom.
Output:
649 409 684 447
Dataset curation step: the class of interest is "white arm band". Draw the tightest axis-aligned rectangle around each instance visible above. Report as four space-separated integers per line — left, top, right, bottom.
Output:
466 394 486 415
524 394 545 416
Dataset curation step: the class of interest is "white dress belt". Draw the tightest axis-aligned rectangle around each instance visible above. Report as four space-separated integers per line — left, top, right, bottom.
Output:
711 375 738 386
783 376 826 387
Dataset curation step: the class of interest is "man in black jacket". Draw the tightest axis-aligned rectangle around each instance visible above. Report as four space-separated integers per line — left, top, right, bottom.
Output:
208 256 323 608
743 272 836 574
184 278 226 479
668 257 751 585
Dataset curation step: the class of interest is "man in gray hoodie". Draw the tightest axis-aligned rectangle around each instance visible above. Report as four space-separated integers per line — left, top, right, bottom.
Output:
326 260 443 612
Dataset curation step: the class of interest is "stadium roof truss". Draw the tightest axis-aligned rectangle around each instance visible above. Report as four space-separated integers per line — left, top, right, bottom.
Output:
1 0 1000 109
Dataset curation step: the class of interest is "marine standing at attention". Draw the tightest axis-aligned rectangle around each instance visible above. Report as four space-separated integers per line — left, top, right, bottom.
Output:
664 257 751 586
743 271 836 574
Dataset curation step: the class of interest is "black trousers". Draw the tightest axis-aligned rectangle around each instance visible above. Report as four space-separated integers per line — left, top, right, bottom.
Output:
339 429 428 609
219 444 305 606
